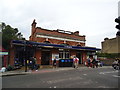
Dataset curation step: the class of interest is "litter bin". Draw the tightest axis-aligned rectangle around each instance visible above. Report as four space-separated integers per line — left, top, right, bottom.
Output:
59 59 73 67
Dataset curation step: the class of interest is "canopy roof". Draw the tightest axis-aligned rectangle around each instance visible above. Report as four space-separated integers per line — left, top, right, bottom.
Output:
12 40 101 51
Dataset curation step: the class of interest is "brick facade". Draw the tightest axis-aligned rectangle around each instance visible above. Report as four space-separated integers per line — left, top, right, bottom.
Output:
30 20 86 47
29 20 88 66
9 47 15 65
9 20 99 67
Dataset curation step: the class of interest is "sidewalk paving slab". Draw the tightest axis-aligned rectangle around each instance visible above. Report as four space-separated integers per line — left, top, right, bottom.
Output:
0 66 112 77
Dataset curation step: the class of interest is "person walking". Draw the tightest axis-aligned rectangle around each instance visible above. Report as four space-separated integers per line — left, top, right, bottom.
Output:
92 58 96 68
73 56 79 69
87 58 91 68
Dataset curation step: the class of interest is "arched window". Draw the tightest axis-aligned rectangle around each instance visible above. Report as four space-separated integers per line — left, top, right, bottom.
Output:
77 44 81 47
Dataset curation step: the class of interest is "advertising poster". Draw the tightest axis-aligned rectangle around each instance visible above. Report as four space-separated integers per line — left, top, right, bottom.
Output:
52 54 59 60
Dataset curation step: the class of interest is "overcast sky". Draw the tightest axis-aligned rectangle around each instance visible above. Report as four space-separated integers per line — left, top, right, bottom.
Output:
0 0 119 48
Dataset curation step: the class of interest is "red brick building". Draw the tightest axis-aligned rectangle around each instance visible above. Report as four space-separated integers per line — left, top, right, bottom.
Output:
30 20 86 47
0 46 8 67
9 20 100 67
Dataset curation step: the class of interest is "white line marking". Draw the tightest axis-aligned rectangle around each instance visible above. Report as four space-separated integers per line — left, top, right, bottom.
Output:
99 72 105 74
54 86 57 88
112 75 120 78
99 71 118 75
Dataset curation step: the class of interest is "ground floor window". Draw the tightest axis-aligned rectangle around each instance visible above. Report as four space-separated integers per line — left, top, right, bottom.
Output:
14 46 35 66
59 50 70 59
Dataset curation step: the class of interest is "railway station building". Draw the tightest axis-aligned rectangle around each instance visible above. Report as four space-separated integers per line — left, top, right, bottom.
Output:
9 20 100 67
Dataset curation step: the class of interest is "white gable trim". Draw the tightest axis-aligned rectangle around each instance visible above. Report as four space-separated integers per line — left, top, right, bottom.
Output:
36 35 85 43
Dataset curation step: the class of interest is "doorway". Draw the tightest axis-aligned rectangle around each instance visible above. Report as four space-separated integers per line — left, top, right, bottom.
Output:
41 51 51 65
76 51 82 64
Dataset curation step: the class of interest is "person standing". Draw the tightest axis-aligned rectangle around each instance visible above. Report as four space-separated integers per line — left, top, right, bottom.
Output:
53 57 57 69
95 59 98 68
34 57 37 64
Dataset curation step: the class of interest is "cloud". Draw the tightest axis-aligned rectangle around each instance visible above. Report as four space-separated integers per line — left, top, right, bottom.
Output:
0 0 119 48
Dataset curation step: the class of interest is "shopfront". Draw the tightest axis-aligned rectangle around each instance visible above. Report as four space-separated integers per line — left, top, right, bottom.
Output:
9 40 100 67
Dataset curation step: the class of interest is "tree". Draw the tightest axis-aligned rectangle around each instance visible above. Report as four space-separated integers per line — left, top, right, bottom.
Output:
0 22 6 32
1 22 25 50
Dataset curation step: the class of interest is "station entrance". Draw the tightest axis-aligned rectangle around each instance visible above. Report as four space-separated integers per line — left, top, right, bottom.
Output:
76 51 82 64
41 51 51 65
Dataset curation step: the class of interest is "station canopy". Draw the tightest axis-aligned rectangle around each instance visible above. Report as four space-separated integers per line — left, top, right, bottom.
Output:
12 40 101 51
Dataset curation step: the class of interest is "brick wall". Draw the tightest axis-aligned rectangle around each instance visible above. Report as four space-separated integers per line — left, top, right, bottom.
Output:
9 47 15 65
30 20 86 46
35 49 41 64
82 51 87 63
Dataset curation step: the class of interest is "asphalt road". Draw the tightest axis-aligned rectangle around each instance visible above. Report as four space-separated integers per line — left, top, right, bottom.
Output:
2 66 119 88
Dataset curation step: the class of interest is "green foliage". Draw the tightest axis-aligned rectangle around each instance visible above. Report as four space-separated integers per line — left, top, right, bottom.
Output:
1 22 25 50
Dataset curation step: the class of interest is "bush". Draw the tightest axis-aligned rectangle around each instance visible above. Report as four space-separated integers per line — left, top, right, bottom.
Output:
97 53 119 59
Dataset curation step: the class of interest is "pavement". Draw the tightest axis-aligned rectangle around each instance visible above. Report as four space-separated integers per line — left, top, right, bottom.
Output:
0 66 112 77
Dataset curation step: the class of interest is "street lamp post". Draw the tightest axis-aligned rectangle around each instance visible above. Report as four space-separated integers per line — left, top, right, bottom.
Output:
24 40 27 72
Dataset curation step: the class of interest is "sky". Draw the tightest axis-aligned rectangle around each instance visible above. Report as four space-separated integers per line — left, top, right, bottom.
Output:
0 0 119 48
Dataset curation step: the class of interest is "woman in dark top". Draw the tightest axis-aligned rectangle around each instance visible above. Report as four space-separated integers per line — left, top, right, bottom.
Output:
53 58 57 68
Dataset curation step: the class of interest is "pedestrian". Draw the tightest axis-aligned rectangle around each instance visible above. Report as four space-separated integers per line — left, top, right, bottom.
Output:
33 57 36 63
53 57 57 69
95 59 98 68
27 59 32 72
29 59 33 70
73 56 79 69
34 64 39 71
112 58 119 70
90 58 93 67
33 57 40 71
92 58 96 68
87 58 91 68
30 56 36 70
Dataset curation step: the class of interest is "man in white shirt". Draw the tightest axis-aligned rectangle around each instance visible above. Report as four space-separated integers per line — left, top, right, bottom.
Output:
73 56 79 69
